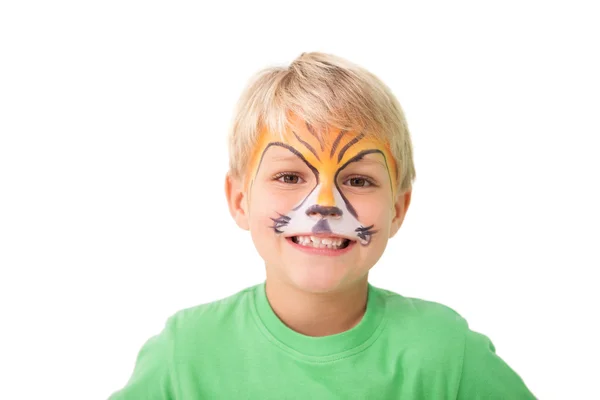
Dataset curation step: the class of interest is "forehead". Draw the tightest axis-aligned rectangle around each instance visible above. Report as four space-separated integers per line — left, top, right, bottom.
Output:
252 120 392 165
263 145 386 164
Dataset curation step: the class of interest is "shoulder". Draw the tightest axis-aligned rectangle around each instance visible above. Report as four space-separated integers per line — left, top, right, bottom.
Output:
373 286 536 398
164 284 259 341
373 285 469 363
374 285 468 332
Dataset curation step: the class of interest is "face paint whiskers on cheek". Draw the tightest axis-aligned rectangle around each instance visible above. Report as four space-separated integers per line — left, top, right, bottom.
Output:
355 225 377 243
270 213 291 234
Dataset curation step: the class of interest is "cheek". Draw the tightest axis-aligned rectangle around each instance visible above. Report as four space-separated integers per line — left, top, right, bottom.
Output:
350 195 393 228
249 184 307 225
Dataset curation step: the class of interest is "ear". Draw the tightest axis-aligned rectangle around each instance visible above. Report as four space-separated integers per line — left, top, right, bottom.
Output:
389 189 412 238
225 172 249 231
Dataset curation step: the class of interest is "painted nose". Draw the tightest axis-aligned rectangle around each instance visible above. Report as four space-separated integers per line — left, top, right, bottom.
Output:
306 205 343 219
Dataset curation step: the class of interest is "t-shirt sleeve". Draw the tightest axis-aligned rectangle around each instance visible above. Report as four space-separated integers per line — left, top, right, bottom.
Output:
456 327 537 399
108 317 175 400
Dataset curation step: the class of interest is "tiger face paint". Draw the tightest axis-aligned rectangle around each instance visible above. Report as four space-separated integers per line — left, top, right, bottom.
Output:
247 120 398 247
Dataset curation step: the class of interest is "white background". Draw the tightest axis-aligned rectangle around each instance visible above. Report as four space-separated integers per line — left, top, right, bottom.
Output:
1 1 598 399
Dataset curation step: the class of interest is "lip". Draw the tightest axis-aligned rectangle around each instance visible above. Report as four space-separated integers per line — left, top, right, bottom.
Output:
285 236 356 256
283 232 357 242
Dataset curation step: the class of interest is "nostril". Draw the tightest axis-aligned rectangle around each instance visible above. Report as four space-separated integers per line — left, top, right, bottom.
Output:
305 205 344 218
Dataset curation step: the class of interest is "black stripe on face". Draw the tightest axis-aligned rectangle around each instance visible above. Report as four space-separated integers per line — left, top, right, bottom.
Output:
305 122 324 151
254 142 320 183
334 180 358 218
330 130 347 159
293 131 320 162
338 149 388 172
337 133 365 163
333 149 394 219
292 184 317 211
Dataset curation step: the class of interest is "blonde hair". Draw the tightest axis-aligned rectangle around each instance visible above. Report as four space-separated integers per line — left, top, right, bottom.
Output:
227 52 416 194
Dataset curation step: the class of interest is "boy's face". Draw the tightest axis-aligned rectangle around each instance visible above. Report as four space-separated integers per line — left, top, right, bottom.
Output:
226 118 411 294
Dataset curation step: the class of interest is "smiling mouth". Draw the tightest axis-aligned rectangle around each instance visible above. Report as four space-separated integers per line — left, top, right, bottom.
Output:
290 235 353 249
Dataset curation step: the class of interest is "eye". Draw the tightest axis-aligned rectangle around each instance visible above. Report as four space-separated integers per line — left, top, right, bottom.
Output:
274 172 305 184
343 176 375 187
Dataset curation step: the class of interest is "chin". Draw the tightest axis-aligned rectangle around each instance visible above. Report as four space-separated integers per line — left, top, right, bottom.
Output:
257 234 376 293
280 258 359 294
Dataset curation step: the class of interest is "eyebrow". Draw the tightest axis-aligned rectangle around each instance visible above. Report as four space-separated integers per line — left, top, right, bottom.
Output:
268 150 386 166
258 142 319 178
349 153 387 168
268 154 306 162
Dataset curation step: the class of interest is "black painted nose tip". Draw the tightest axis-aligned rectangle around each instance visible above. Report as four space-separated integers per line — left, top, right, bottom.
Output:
306 205 343 218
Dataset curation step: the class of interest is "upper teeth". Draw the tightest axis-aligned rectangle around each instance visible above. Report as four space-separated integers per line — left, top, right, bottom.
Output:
295 235 345 248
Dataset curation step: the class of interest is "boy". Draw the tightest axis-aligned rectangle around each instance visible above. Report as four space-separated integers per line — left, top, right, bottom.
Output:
109 52 536 399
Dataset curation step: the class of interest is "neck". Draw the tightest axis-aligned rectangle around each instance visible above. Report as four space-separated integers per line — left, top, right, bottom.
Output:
264 273 369 337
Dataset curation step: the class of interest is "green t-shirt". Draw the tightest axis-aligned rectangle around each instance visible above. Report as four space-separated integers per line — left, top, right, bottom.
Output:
109 282 536 399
